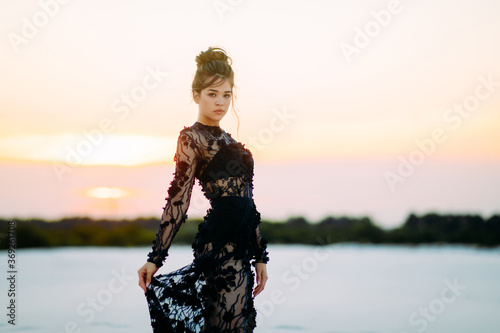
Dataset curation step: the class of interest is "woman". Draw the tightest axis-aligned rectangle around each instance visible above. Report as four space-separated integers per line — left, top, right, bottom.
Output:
137 46 269 333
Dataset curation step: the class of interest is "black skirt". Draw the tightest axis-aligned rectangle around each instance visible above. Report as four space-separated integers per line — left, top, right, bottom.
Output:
145 196 262 333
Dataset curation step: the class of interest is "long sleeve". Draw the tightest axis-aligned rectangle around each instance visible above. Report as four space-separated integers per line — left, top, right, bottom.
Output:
251 200 269 266
147 130 199 267
253 225 269 266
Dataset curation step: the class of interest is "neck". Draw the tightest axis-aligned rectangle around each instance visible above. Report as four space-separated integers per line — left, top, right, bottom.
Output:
197 114 220 127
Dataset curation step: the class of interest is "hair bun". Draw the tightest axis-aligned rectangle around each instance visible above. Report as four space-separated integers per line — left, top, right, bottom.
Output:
191 46 234 93
195 47 232 68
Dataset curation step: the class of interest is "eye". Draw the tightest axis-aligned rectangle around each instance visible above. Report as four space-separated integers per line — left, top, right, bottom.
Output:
208 93 216 97
224 94 231 98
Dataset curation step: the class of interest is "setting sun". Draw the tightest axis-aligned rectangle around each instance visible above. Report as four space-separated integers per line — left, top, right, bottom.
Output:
84 187 131 199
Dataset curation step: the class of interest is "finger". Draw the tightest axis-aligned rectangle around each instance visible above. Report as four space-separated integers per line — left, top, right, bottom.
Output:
255 276 268 297
146 271 152 289
253 278 265 296
253 283 263 297
138 271 147 293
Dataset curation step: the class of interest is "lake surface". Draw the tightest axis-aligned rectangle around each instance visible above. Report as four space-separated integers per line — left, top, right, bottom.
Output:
1 244 499 333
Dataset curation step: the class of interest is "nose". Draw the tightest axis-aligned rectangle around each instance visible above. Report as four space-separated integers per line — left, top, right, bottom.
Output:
216 97 224 106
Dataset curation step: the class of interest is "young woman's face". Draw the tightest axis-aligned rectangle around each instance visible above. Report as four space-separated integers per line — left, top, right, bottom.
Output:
194 79 232 126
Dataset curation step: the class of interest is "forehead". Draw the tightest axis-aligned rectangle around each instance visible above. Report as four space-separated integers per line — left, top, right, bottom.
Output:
205 79 232 92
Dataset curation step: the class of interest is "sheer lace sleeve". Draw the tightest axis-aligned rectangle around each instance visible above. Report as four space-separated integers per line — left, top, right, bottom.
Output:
252 200 269 266
253 225 269 266
147 130 199 267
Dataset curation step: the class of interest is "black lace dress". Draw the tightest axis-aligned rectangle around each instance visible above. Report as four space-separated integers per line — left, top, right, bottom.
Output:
145 121 270 333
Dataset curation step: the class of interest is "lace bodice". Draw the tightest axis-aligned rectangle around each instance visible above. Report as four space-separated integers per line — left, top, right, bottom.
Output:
147 122 268 267
194 122 254 199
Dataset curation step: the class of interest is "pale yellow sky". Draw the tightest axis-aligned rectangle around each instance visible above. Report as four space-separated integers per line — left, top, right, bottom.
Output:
1 0 499 225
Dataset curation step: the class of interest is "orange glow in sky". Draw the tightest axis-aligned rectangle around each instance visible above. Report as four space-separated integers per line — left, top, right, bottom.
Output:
1 0 499 226
84 187 131 199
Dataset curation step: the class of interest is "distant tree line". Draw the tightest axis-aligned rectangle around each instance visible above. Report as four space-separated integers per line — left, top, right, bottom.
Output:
0 213 499 249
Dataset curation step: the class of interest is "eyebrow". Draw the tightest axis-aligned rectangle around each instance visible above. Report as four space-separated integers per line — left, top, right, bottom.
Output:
207 89 232 93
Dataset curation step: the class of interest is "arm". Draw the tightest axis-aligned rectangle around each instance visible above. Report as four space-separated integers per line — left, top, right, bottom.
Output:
251 202 269 267
146 130 199 267
251 201 269 297
253 224 269 265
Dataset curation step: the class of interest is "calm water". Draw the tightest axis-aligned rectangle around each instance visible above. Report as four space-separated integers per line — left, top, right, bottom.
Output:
1 244 499 333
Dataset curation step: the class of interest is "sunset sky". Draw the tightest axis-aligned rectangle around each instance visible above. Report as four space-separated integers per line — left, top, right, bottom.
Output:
1 0 499 228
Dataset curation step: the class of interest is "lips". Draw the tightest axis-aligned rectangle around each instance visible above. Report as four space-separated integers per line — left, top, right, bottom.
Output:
214 109 224 113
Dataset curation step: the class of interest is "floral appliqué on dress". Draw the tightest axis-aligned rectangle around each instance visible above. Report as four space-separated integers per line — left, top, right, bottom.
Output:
145 122 269 333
